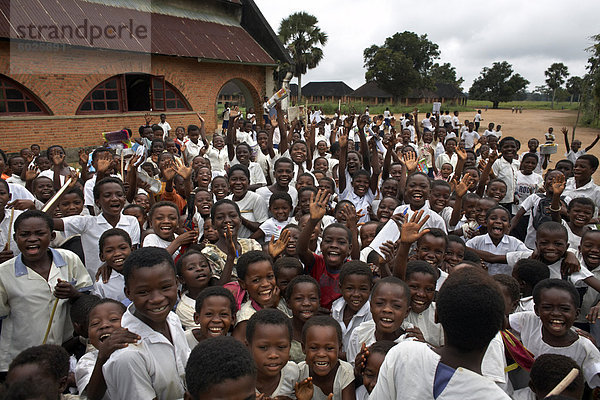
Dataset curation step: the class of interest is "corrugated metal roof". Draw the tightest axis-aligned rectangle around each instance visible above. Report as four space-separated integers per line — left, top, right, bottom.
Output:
0 0 275 65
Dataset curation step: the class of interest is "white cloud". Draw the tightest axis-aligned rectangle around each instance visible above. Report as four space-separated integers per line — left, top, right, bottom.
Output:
255 0 599 91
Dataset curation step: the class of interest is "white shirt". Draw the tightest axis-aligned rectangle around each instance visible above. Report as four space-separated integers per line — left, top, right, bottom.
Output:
481 332 510 392
564 178 600 214
259 217 293 241
7 183 35 201
370 340 511 400
204 145 229 172
92 270 129 306
182 139 203 165
474 113 482 123
297 360 354 399
510 311 600 387
461 130 480 149
346 319 414 366
103 306 190 400
175 293 200 330
226 191 269 238
519 194 544 249
0 209 23 258
255 186 298 210
258 361 299 398
340 187 375 223
75 349 110 400
435 152 459 171
143 233 180 259
506 249 593 286
158 121 171 140
492 157 520 204
513 171 543 214
63 213 140 277
566 149 586 165
466 234 528 275
393 203 448 233
331 297 372 353
0 249 93 371
5 174 25 187
406 303 444 347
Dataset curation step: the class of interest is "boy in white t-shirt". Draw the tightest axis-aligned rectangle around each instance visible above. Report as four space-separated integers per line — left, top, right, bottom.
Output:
158 113 171 140
461 122 480 149
513 152 543 216
563 126 599 165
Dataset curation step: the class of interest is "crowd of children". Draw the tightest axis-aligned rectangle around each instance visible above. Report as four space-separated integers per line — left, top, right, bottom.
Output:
0 106 600 399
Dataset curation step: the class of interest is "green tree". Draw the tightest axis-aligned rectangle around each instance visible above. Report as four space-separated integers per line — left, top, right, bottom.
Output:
430 62 464 91
278 12 328 102
363 31 440 97
566 76 583 103
545 62 569 109
469 61 529 109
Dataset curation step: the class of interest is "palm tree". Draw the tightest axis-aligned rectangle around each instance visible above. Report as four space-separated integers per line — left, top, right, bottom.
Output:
545 62 569 109
278 12 328 102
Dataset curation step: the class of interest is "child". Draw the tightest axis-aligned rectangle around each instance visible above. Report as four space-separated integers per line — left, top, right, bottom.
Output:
577 230 600 336
5 344 73 399
103 247 190 400
54 177 141 277
142 201 198 258
331 261 373 353
466 206 529 275
563 126 600 165
0 179 23 262
514 152 544 216
186 286 237 349
354 341 396 399
512 258 550 312
93 228 133 305
492 137 520 211
563 155 600 213
232 250 288 341
405 261 444 347
175 251 214 330
272 256 303 316
286 275 321 363
184 336 257 400
369 268 509 399
0 210 93 372
444 235 466 272
251 192 294 242
296 315 355 399
508 278 600 388
346 277 414 365
393 172 448 232
557 197 595 249
75 299 140 400
123 204 147 234
246 309 299 398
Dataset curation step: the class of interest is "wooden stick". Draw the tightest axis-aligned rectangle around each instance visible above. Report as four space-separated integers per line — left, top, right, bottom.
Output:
545 368 579 397
6 208 15 251
121 151 125 179
42 298 59 344
41 177 73 213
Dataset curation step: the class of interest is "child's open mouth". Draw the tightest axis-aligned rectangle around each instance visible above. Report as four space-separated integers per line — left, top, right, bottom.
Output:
350 299 363 308
25 244 41 255
490 226 504 235
379 317 394 328
258 288 273 301
99 333 111 342
300 310 314 319
112 258 125 266
150 305 169 314
548 319 565 332
207 325 226 336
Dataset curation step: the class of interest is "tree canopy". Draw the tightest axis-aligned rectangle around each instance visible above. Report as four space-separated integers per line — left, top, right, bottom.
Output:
278 12 328 101
469 61 529 108
545 62 569 109
364 31 450 97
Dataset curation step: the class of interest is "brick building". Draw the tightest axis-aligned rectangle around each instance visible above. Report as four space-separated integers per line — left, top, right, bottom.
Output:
0 0 291 153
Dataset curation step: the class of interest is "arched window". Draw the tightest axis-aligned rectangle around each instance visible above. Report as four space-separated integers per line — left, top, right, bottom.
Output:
77 74 191 114
0 75 50 115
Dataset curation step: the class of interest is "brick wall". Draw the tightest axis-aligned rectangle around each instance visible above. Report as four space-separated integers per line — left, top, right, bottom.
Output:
0 41 266 153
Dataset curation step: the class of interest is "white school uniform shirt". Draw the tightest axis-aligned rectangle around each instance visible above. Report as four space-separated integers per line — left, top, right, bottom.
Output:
230 158 267 186
6 174 25 187
143 233 180 259
492 157 520 204
513 171 543 214
0 248 93 371
257 361 299 398
236 130 257 147
370 340 511 400
515 296 534 313
259 216 293 240
331 297 372 353
103 306 190 400
435 152 458 171
466 234 528 275
506 249 593 286
339 186 375 223
75 349 110 400
255 186 298 210
0 209 23 258
255 150 278 182
7 182 35 201
564 178 600 215
182 139 203 165
406 303 444 347
481 332 511 394
92 270 130 306
204 145 228 172
461 130 479 149
175 292 200 330
434 142 446 161
63 213 140 277
226 191 269 239
393 203 448 233
346 319 414 366
297 360 354 400
566 149 586 165
510 311 600 387
158 121 171 139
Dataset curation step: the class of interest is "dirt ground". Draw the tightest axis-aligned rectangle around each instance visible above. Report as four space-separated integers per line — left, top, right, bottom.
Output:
468 108 600 181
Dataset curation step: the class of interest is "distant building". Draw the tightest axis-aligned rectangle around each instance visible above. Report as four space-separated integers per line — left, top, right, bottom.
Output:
300 81 354 103
0 0 291 152
348 81 466 105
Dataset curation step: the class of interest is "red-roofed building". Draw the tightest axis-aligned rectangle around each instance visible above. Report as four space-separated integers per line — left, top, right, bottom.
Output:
0 0 291 152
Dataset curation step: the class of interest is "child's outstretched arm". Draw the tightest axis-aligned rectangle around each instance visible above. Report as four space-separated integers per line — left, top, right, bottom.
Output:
449 174 473 229
267 230 290 260
586 133 600 152
226 112 240 162
340 204 360 260
217 226 237 285
369 138 381 194
275 103 288 156
562 127 571 153
338 127 349 194
454 147 467 180
550 174 566 222
476 151 498 197
381 134 397 181
357 115 371 173
298 189 330 273
197 113 209 149
394 210 430 280
125 155 140 204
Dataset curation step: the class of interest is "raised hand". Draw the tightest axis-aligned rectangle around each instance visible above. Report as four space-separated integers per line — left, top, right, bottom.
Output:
561 127 568 136
268 230 290 259
379 240 396 264
488 150 499 163
224 225 237 258
162 161 177 181
176 230 199 246
455 174 474 198
295 378 314 400
51 152 65 167
343 115 355 130
144 113 152 125
308 189 330 221
551 174 566 195
196 112 204 125
455 147 467 161
173 158 193 180
354 342 370 376
400 210 431 244
96 157 112 174
97 327 140 362
403 151 419 173
78 149 89 166
338 129 348 149
127 154 141 172
24 164 38 182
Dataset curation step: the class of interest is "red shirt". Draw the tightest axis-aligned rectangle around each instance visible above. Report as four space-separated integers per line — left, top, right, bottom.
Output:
310 253 341 310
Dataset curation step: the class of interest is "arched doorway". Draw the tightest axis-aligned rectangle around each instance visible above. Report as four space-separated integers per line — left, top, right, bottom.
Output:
216 78 259 133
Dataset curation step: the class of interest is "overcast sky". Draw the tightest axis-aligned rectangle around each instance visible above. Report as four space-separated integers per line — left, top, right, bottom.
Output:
255 0 599 92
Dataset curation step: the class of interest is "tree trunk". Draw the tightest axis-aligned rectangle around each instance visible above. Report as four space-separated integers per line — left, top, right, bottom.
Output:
551 88 556 109
570 94 573 104
297 74 302 104
492 101 499 109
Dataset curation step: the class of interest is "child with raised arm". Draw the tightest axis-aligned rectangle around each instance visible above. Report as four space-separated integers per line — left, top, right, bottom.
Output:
0 210 93 372
562 126 600 165
297 189 353 310
369 267 510 399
